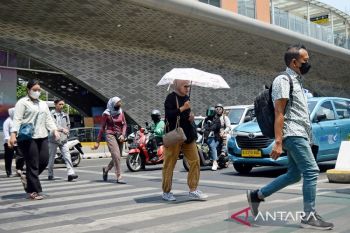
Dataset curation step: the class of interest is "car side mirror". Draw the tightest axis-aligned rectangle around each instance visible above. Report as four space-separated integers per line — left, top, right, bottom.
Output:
315 114 327 122
244 116 252 122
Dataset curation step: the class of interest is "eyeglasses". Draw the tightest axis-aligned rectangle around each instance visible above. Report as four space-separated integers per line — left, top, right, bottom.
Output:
183 85 191 88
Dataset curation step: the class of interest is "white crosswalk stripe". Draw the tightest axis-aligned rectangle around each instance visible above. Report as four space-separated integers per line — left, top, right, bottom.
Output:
0 176 230 233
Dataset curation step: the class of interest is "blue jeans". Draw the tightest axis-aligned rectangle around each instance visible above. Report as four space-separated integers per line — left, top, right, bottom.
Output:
207 137 219 161
260 136 320 213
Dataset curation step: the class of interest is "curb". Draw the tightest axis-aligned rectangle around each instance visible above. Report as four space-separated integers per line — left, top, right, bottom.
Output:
326 169 350 183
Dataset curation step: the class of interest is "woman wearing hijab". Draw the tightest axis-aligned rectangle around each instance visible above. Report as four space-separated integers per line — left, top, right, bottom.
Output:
92 97 127 184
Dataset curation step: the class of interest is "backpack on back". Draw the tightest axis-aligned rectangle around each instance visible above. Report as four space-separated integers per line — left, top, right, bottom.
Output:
254 72 293 139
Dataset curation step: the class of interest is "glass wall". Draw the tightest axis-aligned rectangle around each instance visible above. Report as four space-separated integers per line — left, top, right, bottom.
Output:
199 0 220 8
272 7 349 49
238 0 256 19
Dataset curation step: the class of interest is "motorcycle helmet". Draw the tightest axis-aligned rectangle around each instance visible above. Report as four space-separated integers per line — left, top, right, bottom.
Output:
206 107 216 117
151 109 161 122
215 103 224 110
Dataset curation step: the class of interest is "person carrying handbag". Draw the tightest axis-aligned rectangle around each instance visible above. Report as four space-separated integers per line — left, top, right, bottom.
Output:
9 79 60 200
161 79 208 201
92 96 127 184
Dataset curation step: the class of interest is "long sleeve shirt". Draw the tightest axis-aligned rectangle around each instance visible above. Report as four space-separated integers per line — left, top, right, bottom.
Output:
11 96 57 139
164 92 197 143
3 117 13 141
97 112 127 143
150 120 165 139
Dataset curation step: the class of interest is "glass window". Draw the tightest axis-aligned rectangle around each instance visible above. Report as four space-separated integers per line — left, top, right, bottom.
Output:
228 108 245 124
315 101 336 121
238 0 256 19
199 0 220 8
333 100 350 119
308 100 317 113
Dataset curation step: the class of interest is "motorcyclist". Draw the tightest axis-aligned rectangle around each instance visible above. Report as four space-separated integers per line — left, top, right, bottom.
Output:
203 107 221 171
149 109 165 161
215 103 231 156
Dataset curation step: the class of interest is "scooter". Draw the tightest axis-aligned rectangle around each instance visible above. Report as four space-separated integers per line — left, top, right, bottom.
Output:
183 126 229 171
55 137 84 167
126 124 164 172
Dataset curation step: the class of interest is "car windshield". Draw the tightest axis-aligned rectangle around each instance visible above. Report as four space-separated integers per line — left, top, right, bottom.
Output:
227 108 245 124
308 100 317 114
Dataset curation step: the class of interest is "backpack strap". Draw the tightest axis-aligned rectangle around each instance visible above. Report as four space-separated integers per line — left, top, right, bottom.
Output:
279 72 294 107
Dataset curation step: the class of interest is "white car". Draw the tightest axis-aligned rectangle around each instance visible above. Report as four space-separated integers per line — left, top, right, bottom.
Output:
224 105 255 131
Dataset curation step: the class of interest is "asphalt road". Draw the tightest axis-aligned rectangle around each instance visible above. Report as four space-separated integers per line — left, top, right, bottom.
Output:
1 158 350 233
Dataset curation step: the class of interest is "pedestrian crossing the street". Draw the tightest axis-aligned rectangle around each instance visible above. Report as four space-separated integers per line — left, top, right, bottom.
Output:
1 172 350 232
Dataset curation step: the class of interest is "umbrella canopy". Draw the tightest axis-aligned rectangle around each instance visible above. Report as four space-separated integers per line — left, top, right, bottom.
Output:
157 68 230 89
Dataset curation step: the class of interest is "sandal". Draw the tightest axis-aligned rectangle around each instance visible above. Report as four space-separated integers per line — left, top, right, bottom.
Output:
29 192 44 200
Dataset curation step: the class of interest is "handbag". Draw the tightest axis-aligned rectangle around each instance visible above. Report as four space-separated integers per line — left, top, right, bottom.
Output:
162 96 187 147
17 113 39 142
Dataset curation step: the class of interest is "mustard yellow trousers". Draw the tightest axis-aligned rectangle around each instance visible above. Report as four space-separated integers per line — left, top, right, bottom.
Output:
162 141 200 193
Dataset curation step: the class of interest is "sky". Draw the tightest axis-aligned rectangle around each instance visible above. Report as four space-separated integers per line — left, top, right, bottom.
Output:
318 0 350 14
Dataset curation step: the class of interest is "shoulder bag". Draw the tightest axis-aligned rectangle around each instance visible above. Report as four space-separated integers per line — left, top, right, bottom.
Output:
17 113 39 142
162 96 187 147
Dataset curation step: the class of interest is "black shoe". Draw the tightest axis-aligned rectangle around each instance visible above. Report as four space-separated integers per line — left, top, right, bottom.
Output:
246 189 263 217
6 171 12 177
301 212 334 230
48 175 54 180
102 167 108 181
68 174 78 182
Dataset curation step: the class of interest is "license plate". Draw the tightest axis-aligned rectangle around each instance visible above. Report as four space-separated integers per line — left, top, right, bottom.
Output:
241 149 262 157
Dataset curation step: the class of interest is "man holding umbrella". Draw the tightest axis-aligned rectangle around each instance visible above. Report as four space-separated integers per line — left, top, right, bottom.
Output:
162 79 208 201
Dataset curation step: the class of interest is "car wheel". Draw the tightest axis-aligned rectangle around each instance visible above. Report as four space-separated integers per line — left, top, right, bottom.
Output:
233 163 253 174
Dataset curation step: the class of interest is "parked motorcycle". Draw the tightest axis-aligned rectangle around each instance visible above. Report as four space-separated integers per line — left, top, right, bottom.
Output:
126 124 164 172
55 137 84 167
183 125 229 171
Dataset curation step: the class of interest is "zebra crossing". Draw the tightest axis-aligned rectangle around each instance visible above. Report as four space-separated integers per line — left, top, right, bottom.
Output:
1 168 350 233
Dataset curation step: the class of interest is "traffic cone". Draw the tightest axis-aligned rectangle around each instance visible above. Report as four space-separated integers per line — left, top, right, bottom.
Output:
327 141 350 183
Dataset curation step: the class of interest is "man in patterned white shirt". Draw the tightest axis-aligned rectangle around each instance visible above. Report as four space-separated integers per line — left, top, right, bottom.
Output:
246 44 334 230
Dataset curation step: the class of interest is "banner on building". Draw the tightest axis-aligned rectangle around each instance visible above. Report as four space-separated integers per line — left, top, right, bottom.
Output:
310 14 329 24
0 68 17 131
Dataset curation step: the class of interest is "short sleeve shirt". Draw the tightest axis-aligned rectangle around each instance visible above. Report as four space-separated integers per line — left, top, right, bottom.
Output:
271 67 312 142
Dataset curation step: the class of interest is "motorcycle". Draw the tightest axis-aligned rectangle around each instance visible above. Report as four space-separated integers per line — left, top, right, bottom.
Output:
183 125 229 171
126 124 165 172
55 137 84 167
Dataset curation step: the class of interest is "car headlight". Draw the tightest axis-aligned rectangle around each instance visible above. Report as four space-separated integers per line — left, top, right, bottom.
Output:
231 130 239 138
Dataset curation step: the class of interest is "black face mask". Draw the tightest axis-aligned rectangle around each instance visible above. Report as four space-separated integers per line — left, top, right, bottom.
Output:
300 62 311 75
114 106 120 111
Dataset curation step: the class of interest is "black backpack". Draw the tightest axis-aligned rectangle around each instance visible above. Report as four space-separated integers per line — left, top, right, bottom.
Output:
254 72 293 139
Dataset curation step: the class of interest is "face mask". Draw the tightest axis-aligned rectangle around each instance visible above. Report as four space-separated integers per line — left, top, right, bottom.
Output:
299 62 311 75
114 106 120 111
29 90 41 99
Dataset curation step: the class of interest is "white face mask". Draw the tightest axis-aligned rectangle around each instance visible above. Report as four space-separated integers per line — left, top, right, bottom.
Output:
29 90 41 99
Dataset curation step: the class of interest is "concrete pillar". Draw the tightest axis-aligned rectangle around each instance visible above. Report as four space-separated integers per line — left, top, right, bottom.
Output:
256 0 270 23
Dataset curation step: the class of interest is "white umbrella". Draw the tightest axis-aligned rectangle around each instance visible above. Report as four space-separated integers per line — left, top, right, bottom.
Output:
157 68 230 89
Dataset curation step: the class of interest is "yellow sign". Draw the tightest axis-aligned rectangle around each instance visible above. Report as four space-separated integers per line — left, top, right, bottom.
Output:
310 15 329 25
241 149 262 157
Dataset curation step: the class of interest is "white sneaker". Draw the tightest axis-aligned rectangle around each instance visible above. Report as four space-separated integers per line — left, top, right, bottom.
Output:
211 161 218 171
189 190 208 200
162 192 176 201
